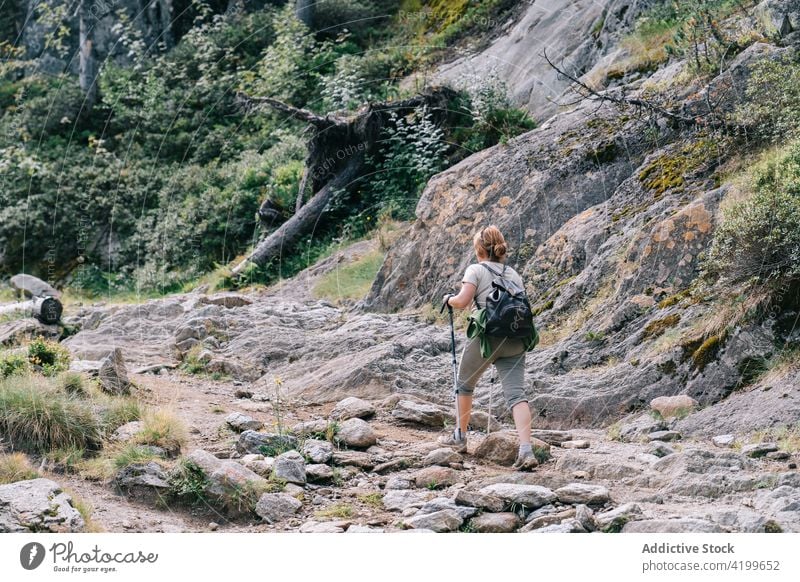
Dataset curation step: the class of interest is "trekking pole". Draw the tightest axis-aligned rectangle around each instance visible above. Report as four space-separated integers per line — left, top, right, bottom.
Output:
441 294 462 437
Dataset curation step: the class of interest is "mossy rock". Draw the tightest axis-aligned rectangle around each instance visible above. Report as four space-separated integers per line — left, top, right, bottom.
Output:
642 314 681 339
691 333 727 371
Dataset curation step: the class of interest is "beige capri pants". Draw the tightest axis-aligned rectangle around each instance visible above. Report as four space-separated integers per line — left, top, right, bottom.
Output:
456 335 528 410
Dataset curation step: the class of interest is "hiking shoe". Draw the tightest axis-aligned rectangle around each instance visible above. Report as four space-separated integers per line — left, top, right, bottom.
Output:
438 430 468 453
512 451 539 471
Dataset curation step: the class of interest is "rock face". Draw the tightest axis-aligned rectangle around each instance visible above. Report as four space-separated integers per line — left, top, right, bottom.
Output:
0 478 85 533
478 484 556 510
430 0 647 121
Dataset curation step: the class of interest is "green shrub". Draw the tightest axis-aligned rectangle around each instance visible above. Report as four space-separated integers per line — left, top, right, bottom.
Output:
134 410 188 455
26 337 71 376
0 375 101 453
113 444 163 469
0 352 29 378
0 452 40 484
734 51 800 143
56 371 86 396
705 141 800 285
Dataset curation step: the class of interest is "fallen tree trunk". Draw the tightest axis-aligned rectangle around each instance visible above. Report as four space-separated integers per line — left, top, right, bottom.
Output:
231 86 456 276
0 296 63 325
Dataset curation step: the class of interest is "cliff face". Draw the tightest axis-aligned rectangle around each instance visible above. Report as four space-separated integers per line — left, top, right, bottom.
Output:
433 0 655 121
365 0 800 427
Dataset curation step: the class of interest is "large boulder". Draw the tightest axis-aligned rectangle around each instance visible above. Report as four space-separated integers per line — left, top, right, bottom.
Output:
330 397 376 420
255 493 302 523
182 449 268 516
334 418 378 449
478 483 556 510
114 462 171 504
391 400 445 427
0 478 84 532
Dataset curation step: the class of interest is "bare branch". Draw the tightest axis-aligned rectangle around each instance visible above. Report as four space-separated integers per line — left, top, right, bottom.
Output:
541 47 704 126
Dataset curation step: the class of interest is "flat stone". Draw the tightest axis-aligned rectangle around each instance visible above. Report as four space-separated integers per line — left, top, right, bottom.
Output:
478 483 556 509
521 508 576 532
622 518 724 533
561 440 590 449
330 397 376 420
255 493 302 523
300 521 345 533
712 434 736 448
555 483 610 505
591 503 644 532
530 429 573 444
455 489 506 513
372 458 412 474
742 443 779 458
332 450 374 470
347 525 384 533
392 400 445 427
225 412 263 432
469 512 521 533
416 497 478 521
413 466 461 489
528 519 587 533
767 451 791 460
384 476 414 490
423 448 463 466
0 478 84 533
291 419 331 435
335 418 378 449
306 464 334 483
403 509 462 532
302 439 334 464
648 430 681 442
382 490 431 512
272 451 306 485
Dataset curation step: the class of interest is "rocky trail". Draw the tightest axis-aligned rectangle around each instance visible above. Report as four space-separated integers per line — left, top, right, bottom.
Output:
3 288 799 534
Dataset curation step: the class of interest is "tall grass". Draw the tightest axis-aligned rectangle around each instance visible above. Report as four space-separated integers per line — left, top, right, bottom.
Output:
0 375 101 453
0 452 40 484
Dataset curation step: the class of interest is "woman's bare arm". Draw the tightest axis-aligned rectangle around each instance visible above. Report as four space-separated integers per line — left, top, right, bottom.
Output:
444 282 477 310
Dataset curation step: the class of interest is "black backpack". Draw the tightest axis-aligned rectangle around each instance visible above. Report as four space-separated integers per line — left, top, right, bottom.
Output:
478 263 536 339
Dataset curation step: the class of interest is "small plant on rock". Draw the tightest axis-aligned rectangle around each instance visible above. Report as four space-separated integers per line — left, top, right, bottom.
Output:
26 337 71 376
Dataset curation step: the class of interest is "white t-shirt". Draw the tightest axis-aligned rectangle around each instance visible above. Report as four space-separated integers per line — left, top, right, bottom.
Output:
462 261 525 310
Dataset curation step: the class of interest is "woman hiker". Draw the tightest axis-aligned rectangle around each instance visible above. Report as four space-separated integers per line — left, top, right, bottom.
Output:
440 225 539 470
